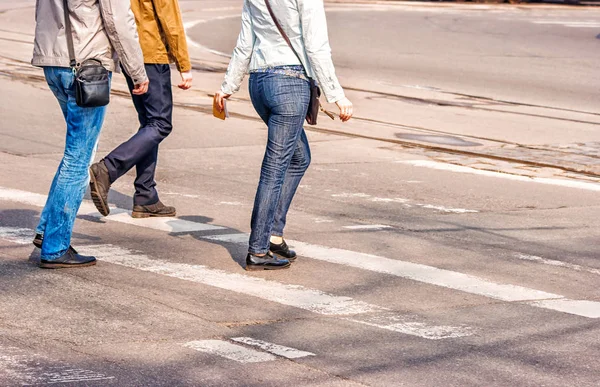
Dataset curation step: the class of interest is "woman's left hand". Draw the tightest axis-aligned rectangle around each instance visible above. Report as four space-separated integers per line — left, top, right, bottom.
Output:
214 90 231 112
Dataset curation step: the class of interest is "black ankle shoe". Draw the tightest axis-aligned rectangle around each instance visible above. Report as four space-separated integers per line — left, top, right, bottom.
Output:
32 234 78 253
246 251 290 271
269 239 297 262
39 247 96 269
32 233 43 248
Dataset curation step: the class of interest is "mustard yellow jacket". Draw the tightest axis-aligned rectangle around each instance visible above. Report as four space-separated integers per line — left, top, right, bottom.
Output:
130 0 191 73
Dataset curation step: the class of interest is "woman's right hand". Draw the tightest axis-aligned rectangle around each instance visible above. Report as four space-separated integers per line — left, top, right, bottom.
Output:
214 90 231 112
335 97 353 122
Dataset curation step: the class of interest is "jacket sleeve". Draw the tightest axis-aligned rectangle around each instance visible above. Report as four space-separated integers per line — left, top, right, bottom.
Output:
98 0 147 84
297 0 345 103
221 0 255 95
152 0 191 73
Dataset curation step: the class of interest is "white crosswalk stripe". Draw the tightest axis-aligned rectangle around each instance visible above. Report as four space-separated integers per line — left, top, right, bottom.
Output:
0 345 114 385
2 185 600 318
230 338 315 359
532 20 600 28
0 227 33 244
184 340 277 363
0 228 473 340
204 233 600 318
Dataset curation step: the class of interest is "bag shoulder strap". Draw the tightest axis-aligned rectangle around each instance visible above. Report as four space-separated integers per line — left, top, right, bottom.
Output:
264 0 309 76
62 0 77 68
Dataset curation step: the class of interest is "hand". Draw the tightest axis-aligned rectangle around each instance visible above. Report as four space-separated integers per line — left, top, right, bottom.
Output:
178 71 193 90
335 97 353 122
132 80 149 95
214 90 231 112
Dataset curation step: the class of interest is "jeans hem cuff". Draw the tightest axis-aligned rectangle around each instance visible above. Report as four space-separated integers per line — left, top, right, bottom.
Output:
41 249 68 261
248 249 269 255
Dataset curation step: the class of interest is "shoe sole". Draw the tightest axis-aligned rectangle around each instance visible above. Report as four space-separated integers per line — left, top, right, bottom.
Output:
39 260 97 269
89 167 110 216
245 262 291 271
131 211 177 219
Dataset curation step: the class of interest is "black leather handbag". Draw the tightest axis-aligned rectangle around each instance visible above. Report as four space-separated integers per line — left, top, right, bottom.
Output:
63 0 110 108
265 0 333 125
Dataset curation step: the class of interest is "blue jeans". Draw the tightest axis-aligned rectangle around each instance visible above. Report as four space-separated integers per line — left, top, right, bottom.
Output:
248 72 311 254
36 67 109 259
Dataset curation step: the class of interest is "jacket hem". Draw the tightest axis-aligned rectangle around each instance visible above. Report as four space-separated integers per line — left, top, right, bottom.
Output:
32 55 117 72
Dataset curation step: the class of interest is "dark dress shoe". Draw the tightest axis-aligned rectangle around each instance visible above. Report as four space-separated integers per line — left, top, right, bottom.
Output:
32 233 43 248
32 234 78 253
132 200 176 218
269 239 297 262
246 251 290 271
39 248 96 269
89 160 111 216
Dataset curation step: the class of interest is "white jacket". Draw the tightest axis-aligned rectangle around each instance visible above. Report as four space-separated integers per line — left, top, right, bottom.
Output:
221 0 345 103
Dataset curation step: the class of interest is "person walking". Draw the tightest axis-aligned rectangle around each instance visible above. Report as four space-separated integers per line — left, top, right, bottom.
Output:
32 0 148 268
88 0 193 219
214 0 353 271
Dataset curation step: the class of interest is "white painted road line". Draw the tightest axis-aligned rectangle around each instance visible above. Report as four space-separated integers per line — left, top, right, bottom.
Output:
526 300 600 319
0 228 473 340
79 244 381 316
0 345 114 385
0 227 32 245
204 233 600 318
1 186 599 318
231 337 315 359
346 312 473 340
396 160 600 192
184 340 276 363
515 253 600 276
99 210 225 233
333 192 479 213
344 225 392 231
533 21 600 28
0 187 224 233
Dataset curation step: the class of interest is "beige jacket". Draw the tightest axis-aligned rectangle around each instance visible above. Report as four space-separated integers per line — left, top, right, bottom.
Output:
32 0 147 85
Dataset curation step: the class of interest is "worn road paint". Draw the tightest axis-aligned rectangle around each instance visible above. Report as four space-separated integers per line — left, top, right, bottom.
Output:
413 203 478 213
515 253 600 276
396 160 600 192
0 226 473 340
202 233 600 318
75 243 474 339
1 185 598 319
0 227 32 245
333 192 478 213
0 345 114 385
184 341 276 363
79 244 381 316
343 225 393 230
346 312 473 340
0 187 224 233
231 338 315 359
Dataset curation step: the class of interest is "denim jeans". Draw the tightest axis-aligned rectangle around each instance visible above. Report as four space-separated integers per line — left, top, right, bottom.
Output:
103 64 173 206
36 67 109 260
248 72 311 254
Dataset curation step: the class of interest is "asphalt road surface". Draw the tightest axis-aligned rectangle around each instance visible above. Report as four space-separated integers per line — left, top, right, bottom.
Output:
0 1 599 386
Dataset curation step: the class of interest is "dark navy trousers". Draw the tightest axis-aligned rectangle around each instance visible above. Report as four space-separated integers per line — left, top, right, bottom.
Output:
104 64 173 206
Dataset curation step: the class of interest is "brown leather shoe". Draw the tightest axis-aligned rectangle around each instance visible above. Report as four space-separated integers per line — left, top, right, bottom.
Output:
89 160 111 216
131 200 176 218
